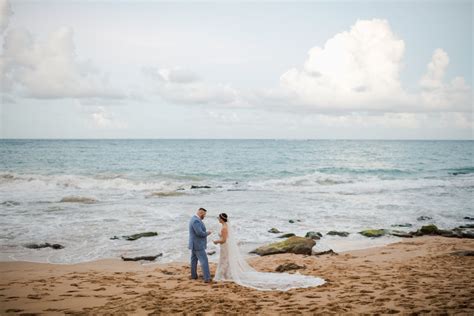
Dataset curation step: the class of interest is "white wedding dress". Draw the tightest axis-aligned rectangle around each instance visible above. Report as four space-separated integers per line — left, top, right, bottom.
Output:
213 222 325 291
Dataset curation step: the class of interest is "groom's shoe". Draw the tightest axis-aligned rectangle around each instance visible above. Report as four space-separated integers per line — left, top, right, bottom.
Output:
204 279 212 283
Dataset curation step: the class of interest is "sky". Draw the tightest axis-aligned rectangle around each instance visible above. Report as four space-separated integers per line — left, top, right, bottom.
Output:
0 0 472 139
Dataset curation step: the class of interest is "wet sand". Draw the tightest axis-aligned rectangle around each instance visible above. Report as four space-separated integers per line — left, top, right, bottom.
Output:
1 236 473 314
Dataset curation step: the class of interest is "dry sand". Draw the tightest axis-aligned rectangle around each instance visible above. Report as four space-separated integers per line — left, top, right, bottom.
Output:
1 236 473 315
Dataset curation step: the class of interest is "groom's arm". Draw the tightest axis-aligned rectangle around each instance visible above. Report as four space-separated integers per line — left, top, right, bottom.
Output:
192 221 209 238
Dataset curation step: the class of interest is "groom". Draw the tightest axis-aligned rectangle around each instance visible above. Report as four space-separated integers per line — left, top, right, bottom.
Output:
188 207 212 282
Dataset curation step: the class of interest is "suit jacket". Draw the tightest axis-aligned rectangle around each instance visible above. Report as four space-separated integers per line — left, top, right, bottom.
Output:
188 215 208 251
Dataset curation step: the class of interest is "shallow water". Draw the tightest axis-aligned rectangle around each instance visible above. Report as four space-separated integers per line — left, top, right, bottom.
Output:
0 139 472 263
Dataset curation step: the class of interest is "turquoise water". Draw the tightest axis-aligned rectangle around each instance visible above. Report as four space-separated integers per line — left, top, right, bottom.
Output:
0 140 473 263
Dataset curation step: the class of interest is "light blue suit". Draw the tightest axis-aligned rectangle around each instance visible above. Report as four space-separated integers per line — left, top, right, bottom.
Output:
188 215 210 281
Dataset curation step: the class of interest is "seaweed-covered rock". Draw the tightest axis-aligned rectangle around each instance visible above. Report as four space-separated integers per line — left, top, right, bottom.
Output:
250 236 316 256
359 229 387 238
278 233 296 238
417 216 432 221
268 228 281 234
121 254 162 261
207 250 216 256
327 231 350 237
305 231 323 240
275 263 306 272
24 243 64 250
464 216 474 221
419 224 439 235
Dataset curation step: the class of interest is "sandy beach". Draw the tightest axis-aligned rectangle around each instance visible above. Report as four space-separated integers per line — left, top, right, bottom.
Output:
1 236 473 315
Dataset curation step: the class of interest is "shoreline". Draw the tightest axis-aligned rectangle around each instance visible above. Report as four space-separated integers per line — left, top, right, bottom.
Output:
1 236 473 314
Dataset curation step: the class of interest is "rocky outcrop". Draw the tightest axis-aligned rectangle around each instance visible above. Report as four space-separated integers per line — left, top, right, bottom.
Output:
121 254 162 261
111 232 158 241
327 231 350 237
268 228 282 234
190 185 211 189
278 233 296 238
359 229 387 238
313 249 338 256
464 216 474 221
417 216 432 221
250 236 316 256
275 263 306 272
391 223 413 228
288 219 301 224
207 250 216 256
24 243 64 250
305 231 323 240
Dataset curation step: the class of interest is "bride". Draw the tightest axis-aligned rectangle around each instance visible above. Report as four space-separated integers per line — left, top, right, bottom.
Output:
212 213 325 291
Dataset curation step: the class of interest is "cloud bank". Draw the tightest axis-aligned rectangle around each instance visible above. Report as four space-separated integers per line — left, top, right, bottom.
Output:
275 19 471 113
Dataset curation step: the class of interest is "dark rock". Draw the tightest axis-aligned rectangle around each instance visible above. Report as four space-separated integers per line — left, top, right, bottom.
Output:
268 228 282 234
458 224 474 229
113 232 158 241
288 219 301 224
359 229 387 238
24 243 64 250
437 229 462 238
190 185 211 189
313 249 338 256
275 263 306 272
305 231 323 240
278 233 296 238
327 231 350 237
419 224 439 235
391 223 413 228
417 216 432 221
250 236 316 256
207 250 216 256
464 216 474 221
451 250 474 256
121 254 162 261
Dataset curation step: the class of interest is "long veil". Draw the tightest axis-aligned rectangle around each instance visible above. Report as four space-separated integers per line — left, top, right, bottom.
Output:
214 221 325 291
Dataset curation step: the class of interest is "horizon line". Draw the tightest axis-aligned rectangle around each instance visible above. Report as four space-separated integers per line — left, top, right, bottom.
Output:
1 138 473 141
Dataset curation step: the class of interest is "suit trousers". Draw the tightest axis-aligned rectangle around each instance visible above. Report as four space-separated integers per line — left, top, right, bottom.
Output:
190 249 210 281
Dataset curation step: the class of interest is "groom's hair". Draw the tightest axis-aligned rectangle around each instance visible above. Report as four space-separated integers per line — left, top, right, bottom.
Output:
198 208 207 212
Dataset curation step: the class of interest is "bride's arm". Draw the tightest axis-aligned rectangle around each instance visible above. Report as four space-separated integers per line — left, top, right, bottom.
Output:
213 227 228 244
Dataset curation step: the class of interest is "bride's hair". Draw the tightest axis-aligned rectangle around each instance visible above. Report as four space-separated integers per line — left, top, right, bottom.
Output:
219 213 228 222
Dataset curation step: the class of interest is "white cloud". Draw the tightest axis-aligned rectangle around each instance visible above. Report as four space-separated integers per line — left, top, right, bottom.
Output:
419 49 471 111
143 66 240 106
1 27 124 99
279 19 411 112
0 0 12 33
272 19 471 114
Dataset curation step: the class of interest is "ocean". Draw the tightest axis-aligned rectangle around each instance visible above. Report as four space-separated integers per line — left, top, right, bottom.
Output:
0 139 473 264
